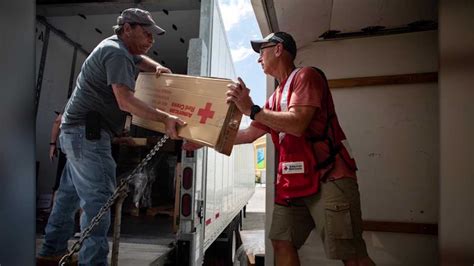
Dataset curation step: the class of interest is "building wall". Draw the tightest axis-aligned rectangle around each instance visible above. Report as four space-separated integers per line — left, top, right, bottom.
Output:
253 135 266 183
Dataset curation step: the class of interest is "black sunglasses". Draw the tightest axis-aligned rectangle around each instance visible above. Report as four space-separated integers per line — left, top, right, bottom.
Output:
259 44 277 54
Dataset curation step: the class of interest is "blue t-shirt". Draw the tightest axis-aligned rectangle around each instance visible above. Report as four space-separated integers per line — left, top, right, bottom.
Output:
62 35 142 136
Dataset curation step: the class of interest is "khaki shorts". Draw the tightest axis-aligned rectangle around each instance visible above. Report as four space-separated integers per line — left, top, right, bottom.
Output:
269 178 369 260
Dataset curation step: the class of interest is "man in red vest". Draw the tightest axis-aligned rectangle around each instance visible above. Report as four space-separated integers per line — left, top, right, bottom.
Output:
222 32 374 265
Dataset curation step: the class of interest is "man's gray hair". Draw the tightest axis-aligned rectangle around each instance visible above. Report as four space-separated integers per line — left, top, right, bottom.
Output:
112 24 123 35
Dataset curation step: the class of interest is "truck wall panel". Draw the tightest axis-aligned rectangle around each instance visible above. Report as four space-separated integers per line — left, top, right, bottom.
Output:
35 23 46 82
297 30 438 223
202 0 255 251
35 30 75 193
295 30 438 265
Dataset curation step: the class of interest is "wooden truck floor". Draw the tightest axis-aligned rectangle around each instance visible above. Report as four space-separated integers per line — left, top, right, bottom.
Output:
35 238 173 266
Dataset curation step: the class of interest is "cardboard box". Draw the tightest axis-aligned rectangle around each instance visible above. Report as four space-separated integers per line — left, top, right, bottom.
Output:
132 73 242 155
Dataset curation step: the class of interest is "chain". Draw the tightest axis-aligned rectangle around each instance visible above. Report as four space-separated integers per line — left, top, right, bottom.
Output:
59 135 169 266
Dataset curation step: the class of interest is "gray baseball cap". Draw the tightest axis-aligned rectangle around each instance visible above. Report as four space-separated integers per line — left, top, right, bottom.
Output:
115 8 165 35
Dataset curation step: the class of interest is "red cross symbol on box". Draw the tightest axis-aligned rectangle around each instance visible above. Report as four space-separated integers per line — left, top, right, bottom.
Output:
197 102 215 124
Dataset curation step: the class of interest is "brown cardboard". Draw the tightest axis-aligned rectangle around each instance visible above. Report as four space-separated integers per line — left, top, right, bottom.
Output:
131 138 147 146
132 73 242 156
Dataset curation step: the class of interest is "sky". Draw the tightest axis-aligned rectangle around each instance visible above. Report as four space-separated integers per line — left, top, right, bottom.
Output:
217 0 266 107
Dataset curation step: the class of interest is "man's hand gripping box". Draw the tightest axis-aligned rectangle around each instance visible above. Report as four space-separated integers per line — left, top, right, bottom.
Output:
132 73 242 156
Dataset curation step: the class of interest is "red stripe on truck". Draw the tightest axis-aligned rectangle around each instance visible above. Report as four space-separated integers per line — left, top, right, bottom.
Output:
206 218 211 225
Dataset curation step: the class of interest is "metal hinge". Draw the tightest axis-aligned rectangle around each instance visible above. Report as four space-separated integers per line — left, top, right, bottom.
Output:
197 200 204 223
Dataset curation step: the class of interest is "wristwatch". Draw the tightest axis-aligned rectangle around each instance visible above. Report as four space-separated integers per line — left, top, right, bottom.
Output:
250 105 262 120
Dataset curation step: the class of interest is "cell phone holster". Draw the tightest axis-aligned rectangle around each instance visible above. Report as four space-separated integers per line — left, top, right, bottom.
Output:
85 111 101 140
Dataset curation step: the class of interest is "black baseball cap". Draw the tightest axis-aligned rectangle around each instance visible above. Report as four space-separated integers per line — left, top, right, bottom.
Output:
250 32 297 58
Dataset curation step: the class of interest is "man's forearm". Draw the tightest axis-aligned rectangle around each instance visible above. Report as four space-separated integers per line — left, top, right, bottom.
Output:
234 126 266 145
137 55 162 72
234 131 253 145
50 114 62 142
253 108 311 137
50 121 60 143
121 95 168 122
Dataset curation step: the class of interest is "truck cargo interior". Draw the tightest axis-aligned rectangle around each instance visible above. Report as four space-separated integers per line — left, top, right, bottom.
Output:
21 0 472 265
35 0 198 246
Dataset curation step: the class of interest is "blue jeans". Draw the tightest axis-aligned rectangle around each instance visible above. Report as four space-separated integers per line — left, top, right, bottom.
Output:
39 126 116 266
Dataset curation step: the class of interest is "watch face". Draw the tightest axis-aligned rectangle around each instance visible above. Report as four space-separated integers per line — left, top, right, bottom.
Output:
251 105 261 120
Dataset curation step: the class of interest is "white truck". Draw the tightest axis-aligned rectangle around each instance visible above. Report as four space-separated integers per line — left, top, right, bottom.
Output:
35 0 255 265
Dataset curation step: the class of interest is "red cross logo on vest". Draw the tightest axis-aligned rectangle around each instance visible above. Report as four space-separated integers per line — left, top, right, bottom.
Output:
197 102 215 124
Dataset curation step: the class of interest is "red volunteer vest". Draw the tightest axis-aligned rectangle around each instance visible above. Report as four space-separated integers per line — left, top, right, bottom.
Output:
268 68 320 206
